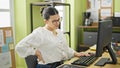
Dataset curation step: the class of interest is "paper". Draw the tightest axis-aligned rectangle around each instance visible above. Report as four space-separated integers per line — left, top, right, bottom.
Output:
88 0 99 9
6 37 13 44
90 44 96 51
100 9 111 17
115 12 120 17
9 43 14 50
5 30 12 37
1 44 9 53
86 9 99 22
101 0 112 7
0 52 12 68
90 10 99 22
0 30 4 46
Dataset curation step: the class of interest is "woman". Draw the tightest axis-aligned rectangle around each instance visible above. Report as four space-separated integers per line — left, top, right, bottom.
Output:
15 7 89 68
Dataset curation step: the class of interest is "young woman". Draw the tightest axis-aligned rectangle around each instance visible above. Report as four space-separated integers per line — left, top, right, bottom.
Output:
15 7 89 68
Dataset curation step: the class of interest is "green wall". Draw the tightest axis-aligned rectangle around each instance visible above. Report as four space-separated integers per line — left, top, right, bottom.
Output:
67 0 87 50
115 0 120 12
14 0 43 68
14 0 27 67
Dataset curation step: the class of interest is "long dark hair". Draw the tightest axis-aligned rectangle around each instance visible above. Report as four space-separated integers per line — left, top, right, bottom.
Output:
41 7 59 20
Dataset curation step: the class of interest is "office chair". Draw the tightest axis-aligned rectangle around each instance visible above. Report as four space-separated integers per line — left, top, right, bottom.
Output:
25 55 38 68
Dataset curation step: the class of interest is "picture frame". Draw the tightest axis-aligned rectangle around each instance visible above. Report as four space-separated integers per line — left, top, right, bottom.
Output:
101 0 112 7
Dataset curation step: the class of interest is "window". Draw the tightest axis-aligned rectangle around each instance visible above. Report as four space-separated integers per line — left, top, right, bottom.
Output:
55 0 67 32
55 0 70 44
0 0 13 27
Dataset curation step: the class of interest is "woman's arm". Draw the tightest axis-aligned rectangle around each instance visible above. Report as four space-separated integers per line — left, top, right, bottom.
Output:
15 31 43 58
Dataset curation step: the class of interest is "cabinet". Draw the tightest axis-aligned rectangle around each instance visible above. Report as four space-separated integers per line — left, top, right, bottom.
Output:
30 2 71 46
77 24 120 51
77 25 98 52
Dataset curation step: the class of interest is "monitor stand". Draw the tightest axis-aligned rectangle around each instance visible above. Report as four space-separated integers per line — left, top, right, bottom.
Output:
106 44 117 64
95 44 117 66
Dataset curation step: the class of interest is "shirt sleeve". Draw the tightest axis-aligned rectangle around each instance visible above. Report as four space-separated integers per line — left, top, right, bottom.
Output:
59 30 75 59
15 30 43 58
67 47 75 59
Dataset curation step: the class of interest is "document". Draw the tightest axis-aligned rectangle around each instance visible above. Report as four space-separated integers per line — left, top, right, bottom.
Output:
90 44 96 51
100 9 111 17
5 30 12 37
101 0 112 7
0 52 12 68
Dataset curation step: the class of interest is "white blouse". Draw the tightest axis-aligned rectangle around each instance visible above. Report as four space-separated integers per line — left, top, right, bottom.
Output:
15 27 75 64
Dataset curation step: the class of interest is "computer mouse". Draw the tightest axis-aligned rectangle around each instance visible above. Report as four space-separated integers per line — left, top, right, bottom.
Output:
88 52 95 56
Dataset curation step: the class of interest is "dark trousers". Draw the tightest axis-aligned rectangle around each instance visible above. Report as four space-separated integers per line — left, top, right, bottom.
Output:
36 61 63 68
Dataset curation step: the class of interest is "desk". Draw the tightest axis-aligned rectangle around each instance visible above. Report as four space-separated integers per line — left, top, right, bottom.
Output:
64 50 120 68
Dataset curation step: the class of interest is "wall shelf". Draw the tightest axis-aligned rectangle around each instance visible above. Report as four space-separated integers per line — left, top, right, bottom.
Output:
78 25 120 29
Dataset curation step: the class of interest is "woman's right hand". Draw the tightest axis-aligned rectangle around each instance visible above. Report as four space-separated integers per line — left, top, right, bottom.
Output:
35 49 45 63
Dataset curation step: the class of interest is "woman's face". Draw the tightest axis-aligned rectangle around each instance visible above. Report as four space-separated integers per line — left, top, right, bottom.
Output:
45 14 61 30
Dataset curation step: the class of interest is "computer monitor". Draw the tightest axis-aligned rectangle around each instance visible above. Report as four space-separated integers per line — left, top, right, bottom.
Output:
95 20 117 64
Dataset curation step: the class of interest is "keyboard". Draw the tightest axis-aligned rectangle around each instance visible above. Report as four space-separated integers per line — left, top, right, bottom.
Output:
72 54 98 66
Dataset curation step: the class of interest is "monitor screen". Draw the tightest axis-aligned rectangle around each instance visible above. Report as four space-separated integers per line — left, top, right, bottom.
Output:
95 20 117 64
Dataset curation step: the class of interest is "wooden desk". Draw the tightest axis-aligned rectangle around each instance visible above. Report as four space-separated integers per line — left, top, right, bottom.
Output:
64 51 120 68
